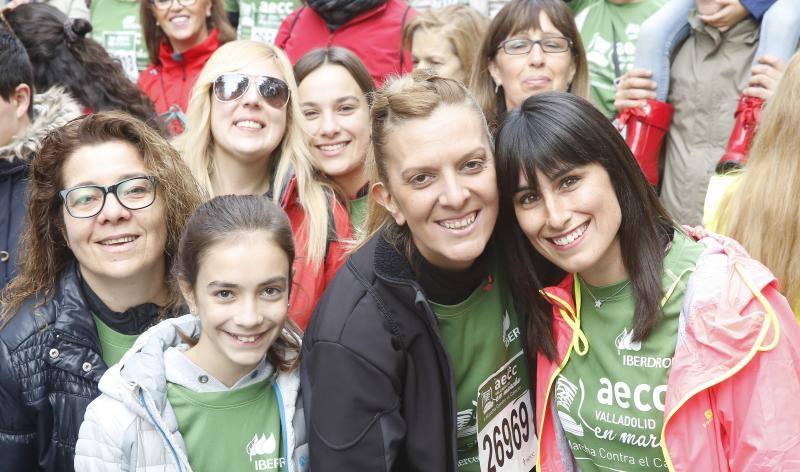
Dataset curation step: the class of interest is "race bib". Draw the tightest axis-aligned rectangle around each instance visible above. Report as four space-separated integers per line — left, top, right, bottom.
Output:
477 351 537 472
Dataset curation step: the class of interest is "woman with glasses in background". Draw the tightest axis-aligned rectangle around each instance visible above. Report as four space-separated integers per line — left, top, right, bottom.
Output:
470 0 589 132
175 40 351 330
0 112 204 472
138 0 234 133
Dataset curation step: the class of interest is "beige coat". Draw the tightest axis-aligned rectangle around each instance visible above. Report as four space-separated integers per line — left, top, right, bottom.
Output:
660 12 759 225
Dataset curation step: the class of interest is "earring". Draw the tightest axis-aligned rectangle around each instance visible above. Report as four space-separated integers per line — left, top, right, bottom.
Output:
494 83 500 94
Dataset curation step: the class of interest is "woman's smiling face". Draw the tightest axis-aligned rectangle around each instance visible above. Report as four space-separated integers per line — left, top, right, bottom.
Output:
513 162 625 285
373 103 498 271
210 59 289 166
299 64 370 196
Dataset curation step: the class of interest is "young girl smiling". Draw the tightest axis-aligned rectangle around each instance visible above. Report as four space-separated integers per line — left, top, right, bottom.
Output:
75 195 308 472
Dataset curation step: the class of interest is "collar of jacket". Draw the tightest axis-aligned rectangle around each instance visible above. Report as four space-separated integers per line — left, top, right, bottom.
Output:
49 263 104 354
157 28 221 71
687 9 759 47
0 86 82 164
307 0 387 31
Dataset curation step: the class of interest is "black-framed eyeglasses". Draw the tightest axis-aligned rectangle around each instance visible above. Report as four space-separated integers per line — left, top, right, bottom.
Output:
213 73 291 109
148 0 197 10
59 176 159 219
498 37 573 55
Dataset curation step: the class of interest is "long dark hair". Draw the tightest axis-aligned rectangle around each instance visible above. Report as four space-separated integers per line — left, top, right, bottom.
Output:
495 92 674 359
4 4 161 130
172 195 301 372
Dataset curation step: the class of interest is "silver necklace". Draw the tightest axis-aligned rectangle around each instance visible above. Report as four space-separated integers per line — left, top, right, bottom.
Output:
582 279 631 308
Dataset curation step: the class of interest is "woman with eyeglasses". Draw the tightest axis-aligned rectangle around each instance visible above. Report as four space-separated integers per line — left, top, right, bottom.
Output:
0 112 204 472
470 0 590 132
175 40 351 330
137 0 235 133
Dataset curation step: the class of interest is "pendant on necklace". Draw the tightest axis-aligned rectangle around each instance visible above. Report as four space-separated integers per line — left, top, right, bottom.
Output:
594 300 603 308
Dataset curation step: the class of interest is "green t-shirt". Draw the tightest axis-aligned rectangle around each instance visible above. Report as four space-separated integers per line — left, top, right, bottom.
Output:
570 0 666 117
348 195 368 235
92 314 139 366
556 231 702 471
168 378 285 472
90 0 149 81
225 0 299 43
431 262 536 472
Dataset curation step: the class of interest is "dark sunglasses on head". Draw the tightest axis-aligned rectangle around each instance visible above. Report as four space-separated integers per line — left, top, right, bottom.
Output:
213 73 290 109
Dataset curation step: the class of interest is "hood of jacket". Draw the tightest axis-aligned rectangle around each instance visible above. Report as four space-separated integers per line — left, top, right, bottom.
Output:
0 86 82 164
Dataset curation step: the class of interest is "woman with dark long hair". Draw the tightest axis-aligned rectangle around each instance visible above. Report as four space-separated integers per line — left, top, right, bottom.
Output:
495 92 800 470
3 4 160 129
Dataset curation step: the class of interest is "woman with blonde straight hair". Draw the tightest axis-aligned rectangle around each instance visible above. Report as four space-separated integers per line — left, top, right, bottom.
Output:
705 51 800 317
402 4 489 85
175 40 351 330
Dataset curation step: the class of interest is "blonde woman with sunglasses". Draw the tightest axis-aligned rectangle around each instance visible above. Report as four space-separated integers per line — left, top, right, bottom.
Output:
175 40 352 330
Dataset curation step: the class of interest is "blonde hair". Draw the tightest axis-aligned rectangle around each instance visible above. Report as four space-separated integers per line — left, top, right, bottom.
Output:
402 5 489 83
363 70 492 259
174 40 331 268
469 0 589 132
717 52 800 313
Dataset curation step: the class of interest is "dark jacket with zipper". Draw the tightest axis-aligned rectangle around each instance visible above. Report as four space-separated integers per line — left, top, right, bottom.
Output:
0 265 106 472
301 231 534 471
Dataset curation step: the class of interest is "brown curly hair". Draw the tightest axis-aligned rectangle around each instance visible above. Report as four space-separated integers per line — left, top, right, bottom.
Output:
0 112 207 324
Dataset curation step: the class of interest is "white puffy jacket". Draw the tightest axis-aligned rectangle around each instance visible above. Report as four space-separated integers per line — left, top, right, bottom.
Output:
74 315 308 472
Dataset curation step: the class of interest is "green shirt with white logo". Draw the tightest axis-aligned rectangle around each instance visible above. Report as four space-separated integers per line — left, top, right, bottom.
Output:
90 0 149 82
556 231 702 471
225 0 299 43
168 378 285 472
92 314 138 367
431 259 534 471
570 0 666 118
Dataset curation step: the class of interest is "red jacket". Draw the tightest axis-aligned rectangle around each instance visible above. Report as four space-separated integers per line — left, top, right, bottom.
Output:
137 29 221 133
535 227 800 471
280 176 353 330
275 0 415 87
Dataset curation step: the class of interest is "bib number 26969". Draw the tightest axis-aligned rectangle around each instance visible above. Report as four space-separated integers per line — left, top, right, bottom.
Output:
481 400 531 471
477 351 537 472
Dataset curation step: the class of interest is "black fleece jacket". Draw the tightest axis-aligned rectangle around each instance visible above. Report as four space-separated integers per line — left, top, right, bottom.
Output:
301 231 534 471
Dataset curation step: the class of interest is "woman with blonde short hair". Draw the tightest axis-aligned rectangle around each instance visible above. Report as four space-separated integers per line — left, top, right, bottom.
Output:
403 5 489 85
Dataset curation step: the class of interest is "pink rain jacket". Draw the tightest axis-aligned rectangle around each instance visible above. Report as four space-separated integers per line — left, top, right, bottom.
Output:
535 227 800 471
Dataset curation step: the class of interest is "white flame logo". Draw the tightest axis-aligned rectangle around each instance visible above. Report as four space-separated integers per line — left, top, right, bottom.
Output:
247 433 276 461
615 327 642 353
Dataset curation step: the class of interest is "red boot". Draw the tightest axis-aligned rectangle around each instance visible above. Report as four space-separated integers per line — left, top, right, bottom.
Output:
716 94 764 173
614 99 673 187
